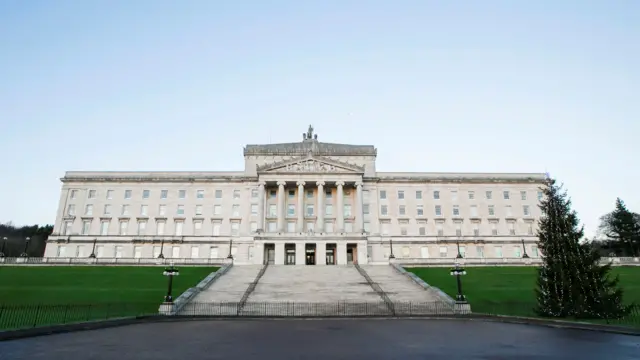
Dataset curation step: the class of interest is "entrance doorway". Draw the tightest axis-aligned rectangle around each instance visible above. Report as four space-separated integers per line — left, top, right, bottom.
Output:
347 243 358 265
285 244 296 265
326 243 336 265
305 244 316 265
264 243 275 265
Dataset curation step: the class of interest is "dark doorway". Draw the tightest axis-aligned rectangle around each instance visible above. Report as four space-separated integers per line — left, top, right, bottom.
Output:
264 243 275 265
285 244 296 265
326 243 336 265
347 243 357 265
305 244 316 265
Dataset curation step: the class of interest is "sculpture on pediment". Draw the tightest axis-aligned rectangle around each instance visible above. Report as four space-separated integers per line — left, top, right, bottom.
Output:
284 160 339 173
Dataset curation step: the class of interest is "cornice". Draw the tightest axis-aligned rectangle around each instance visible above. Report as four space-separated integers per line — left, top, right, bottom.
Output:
62 175 258 183
256 154 365 173
366 175 546 184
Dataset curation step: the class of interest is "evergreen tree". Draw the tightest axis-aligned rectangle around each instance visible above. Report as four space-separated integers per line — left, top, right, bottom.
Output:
535 179 633 319
597 198 640 257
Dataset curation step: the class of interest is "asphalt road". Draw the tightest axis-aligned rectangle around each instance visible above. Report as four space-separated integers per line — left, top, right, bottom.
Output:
1 319 638 360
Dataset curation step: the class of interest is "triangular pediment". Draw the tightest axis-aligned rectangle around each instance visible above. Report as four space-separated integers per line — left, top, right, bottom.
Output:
257 155 364 174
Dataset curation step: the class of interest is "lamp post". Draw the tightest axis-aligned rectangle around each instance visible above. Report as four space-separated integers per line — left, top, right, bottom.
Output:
89 238 97 258
521 238 529 258
20 237 30 257
227 239 234 259
450 263 467 302
389 239 395 259
455 239 463 259
162 263 180 303
0 237 7 257
158 238 165 259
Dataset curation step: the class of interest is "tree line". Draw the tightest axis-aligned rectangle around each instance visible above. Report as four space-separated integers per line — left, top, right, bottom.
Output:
591 198 640 257
0 222 53 257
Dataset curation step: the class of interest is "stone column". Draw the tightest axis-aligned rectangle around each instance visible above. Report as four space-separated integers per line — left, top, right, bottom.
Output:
336 181 345 233
316 181 325 232
277 181 286 232
296 181 305 232
257 181 266 232
355 181 363 233
274 243 285 265
336 242 347 265
295 242 305 265
316 242 326 266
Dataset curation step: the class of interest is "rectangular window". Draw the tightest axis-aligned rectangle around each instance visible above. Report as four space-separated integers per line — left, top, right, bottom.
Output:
137 221 147 235
397 190 404 199
468 191 475 200
171 246 180 258
436 223 444 236
287 222 295 233
124 190 132 199
439 246 447 258
306 205 314 216
503 191 510 200
363 222 371 233
194 220 203 234
119 220 128 235
96 245 104 258
399 205 406 216
269 190 276 199
153 246 161 258
115 246 124 258
420 246 429 258
505 205 513 217
363 204 370 214
486 191 492 200
140 205 148 216
476 246 484 258
67 204 76 216
232 205 240 217
495 246 503 258
400 227 407 235
209 246 219 258
455 222 462 236
435 205 442 216
306 190 313 198
325 190 332 199
344 204 352 217
233 190 241 199
214 205 222 215
215 190 223 199
488 205 495 216
514 247 521 258
419 227 426 235
193 190 203 199
121 205 130 216
134 246 142 258
103 204 111 215
528 223 534 235
142 190 150 199
416 205 424 216
175 221 184 236
251 189 258 198
251 204 258 215
433 191 440 200
459 246 466 258
268 204 277 217
161 190 168 199
157 221 165 235
88 190 97 199
100 221 109 235
231 222 240 236
508 222 515 235
451 191 458 201
106 190 114 199
532 246 539 257
70 190 78 199
178 190 186 199
195 205 203 216
177 205 185 215
191 246 199 259
470 205 478 217
452 205 460 216
287 204 295 216
84 204 93 216
520 191 527 200
415 190 422 199
523 205 530 216
250 222 258 233
325 204 333 216
473 222 480 236
81 220 90 235
537 191 543 201
380 222 390 235
212 222 221 235
159 205 166 216
288 190 295 199
379 190 387 199
491 222 498 236
381 205 388 216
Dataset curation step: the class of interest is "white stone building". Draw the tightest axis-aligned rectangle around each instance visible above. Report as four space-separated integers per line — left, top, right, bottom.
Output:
44 126 546 265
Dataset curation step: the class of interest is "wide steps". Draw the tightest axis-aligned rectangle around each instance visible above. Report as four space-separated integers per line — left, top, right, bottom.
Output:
361 265 444 303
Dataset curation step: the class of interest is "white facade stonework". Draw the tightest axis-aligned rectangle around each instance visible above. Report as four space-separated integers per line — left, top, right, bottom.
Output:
45 127 546 265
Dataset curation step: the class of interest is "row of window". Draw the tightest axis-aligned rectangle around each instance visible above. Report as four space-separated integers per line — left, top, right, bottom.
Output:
381 189 543 201
70 188 544 202
67 202 535 219
64 217 536 237
404 245 539 258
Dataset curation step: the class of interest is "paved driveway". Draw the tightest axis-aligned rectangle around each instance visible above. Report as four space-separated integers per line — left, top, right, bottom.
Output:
1 319 638 360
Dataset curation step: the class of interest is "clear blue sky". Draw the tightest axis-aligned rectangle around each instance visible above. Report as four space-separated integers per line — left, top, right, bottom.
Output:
1 0 638 238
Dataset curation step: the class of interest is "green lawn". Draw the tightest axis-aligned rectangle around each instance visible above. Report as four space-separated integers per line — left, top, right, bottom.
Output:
0 266 218 330
407 266 640 326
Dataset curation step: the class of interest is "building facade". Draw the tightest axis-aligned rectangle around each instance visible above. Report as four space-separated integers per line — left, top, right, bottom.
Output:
44 126 546 265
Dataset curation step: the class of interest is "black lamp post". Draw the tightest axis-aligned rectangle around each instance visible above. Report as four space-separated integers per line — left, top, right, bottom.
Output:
158 238 165 259
162 263 180 303
227 239 234 259
20 237 30 257
0 237 7 257
455 239 463 259
450 263 467 302
389 239 395 259
89 238 97 258
521 239 529 258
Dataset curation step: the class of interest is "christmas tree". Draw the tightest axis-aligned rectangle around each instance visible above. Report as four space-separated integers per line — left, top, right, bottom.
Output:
534 178 633 319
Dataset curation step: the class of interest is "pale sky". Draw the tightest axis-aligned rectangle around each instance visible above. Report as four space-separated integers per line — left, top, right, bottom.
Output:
1 0 639 238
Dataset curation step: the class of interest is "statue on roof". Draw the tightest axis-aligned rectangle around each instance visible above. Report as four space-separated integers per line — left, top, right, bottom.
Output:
307 125 314 140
